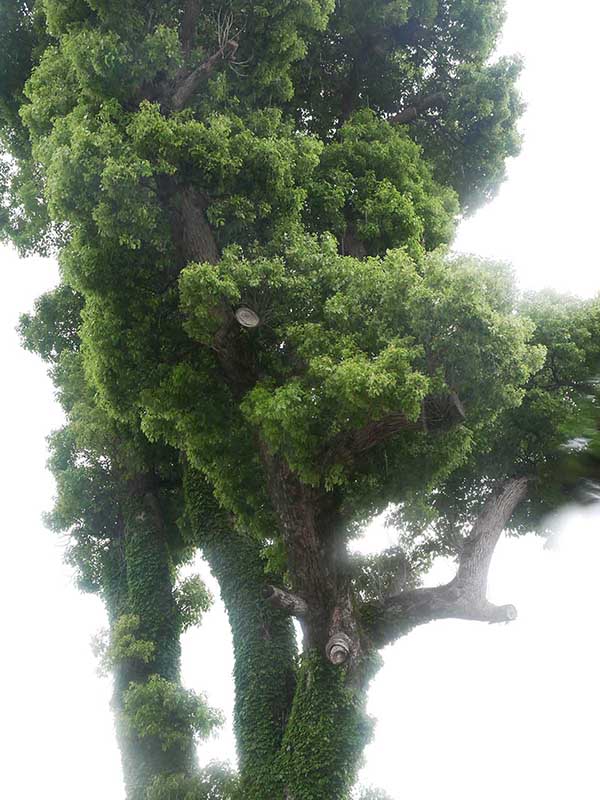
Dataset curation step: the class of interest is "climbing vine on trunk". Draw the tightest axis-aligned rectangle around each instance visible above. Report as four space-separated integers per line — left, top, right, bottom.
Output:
3 2 600 798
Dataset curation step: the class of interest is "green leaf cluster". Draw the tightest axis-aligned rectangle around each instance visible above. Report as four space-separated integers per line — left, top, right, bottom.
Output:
124 674 223 753
92 614 156 677
146 763 239 800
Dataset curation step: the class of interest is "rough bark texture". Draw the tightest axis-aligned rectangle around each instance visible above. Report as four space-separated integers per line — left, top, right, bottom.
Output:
366 477 529 648
455 476 530 598
341 227 368 258
259 447 364 667
179 0 201 55
176 184 219 267
263 585 310 618
322 392 466 468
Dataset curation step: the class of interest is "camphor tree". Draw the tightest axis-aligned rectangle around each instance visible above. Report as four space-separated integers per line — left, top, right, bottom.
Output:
2 1 600 799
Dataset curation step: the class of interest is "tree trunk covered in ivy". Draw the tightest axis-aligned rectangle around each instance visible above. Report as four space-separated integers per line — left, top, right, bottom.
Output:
276 655 376 800
184 469 298 798
4 2 600 799
104 479 197 800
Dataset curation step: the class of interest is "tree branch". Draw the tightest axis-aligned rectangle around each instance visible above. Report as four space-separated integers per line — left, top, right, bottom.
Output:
170 183 257 394
262 585 309 618
455 476 530 598
180 0 201 55
177 184 220 265
365 476 529 648
341 227 368 258
171 39 239 112
389 92 447 125
322 392 465 469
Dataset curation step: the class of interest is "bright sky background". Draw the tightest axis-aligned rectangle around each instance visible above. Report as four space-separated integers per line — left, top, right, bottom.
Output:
2 2 600 798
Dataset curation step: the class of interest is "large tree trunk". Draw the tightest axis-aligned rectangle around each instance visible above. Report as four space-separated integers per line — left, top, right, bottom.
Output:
276 653 377 800
184 468 298 799
104 477 195 800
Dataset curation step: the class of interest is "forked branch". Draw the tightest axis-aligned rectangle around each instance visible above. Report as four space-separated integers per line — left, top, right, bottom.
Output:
365 476 529 647
322 393 466 469
172 38 239 111
389 92 448 125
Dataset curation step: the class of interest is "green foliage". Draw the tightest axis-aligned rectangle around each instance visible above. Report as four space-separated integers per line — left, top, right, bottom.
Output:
174 574 213 633
354 787 394 800
179 236 543 497
124 674 222 752
293 0 521 210
19 284 83 363
386 292 600 547
276 652 379 800
413 55 524 210
350 546 418 604
128 103 323 249
306 110 458 254
92 614 156 677
183 471 298 799
4 2 589 798
146 763 239 800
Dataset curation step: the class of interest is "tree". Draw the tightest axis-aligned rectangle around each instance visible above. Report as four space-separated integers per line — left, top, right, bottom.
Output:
2 2 598 799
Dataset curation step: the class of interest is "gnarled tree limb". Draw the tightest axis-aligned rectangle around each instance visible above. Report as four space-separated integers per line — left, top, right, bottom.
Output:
454 476 530 599
172 39 239 111
263 585 310 618
178 184 220 266
365 476 529 648
322 392 465 469
389 91 448 125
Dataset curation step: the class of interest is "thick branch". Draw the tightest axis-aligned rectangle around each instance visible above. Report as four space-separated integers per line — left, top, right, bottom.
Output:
341 227 367 258
389 92 447 125
172 184 256 394
322 392 465 468
365 477 529 648
260 449 337 613
367 584 517 647
263 585 309 618
178 184 219 266
180 0 201 55
172 39 238 111
455 476 530 598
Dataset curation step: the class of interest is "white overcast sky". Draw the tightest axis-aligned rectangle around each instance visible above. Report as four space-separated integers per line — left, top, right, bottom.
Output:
2 2 600 798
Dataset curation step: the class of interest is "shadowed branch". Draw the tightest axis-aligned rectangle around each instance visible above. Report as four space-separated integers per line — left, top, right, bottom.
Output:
322 393 466 469
389 92 448 125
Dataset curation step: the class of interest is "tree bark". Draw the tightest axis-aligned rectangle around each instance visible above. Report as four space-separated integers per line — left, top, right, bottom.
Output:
366 477 529 648
322 392 466 469
263 585 310 618
174 184 219 267
179 0 201 55
171 39 239 111
389 92 448 125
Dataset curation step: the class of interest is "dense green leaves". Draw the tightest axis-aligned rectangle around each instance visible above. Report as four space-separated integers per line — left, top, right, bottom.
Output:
178 237 543 497
3 2 598 799
124 675 222 752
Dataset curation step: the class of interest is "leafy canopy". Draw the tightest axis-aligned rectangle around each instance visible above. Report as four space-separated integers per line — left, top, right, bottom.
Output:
3 2 600 798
